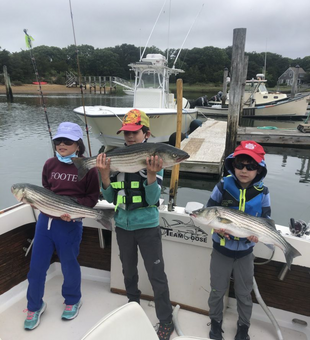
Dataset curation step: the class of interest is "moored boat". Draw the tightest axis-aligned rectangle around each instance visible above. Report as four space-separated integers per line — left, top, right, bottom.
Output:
197 92 310 119
73 54 198 147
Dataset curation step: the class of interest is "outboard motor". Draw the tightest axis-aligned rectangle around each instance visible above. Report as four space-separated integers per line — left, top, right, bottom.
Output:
190 95 208 108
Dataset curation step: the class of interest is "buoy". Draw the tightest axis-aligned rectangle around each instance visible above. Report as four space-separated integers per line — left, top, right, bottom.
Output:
190 119 202 133
168 132 186 146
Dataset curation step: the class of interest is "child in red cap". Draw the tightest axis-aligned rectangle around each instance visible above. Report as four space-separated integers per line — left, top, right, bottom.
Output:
206 141 271 340
96 109 174 340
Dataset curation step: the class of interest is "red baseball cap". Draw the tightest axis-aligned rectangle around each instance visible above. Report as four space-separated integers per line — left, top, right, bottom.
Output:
233 141 265 163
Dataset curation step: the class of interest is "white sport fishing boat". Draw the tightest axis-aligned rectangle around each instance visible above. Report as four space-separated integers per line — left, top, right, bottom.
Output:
1 198 309 339
73 54 199 147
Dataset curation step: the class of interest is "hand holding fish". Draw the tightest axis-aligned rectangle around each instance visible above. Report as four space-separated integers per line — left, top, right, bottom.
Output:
60 213 75 222
214 228 259 243
247 235 259 243
96 153 111 189
213 228 232 240
146 155 163 185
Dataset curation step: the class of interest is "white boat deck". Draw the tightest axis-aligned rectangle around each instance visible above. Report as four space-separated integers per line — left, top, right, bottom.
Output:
0 263 307 340
179 119 227 175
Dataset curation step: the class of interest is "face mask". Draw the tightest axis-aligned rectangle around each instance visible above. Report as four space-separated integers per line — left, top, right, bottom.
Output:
56 151 77 164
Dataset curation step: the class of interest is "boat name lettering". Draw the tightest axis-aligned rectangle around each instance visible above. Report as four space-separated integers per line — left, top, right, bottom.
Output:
160 228 208 243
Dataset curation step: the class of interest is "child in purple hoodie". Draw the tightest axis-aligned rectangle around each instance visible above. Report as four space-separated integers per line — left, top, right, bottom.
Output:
24 122 99 330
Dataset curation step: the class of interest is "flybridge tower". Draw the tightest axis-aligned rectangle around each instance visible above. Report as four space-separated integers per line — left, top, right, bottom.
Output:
129 54 184 109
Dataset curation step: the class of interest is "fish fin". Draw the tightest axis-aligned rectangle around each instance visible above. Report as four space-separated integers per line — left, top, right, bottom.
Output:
284 244 302 270
72 157 89 181
264 243 275 251
104 145 117 153
218 217 233 224
96 209 114 230
262 218 277 229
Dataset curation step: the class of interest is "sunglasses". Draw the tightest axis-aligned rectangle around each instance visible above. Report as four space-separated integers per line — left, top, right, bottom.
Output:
53 138 75 146
233 162 259 171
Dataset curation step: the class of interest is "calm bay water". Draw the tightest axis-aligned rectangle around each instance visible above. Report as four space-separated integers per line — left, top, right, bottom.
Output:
0 92 309 227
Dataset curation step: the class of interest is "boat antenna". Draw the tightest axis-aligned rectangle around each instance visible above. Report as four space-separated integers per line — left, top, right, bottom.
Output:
23 29 55 156
140 0 168 61
172 3 204 69
166 0 172 61
68 0 92 156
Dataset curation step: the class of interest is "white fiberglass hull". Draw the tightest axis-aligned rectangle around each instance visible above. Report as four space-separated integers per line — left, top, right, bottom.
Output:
1 202 310 339
73 106 198 147
197 94 310 119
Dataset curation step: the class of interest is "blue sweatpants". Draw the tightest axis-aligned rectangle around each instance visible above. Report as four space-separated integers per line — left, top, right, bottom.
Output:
27 213 83 311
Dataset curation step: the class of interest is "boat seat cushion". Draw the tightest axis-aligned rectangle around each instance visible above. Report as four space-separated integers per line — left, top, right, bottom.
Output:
81 302 159 340
81 301 212 340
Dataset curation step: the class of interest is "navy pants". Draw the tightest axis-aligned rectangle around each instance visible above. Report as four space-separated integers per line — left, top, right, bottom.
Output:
27 213 83 311
116 226 173 323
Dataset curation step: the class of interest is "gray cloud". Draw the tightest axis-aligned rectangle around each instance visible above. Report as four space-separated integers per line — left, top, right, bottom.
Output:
1 0 309 59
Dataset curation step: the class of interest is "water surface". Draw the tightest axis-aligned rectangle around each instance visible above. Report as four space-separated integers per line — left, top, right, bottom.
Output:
0 93 309 227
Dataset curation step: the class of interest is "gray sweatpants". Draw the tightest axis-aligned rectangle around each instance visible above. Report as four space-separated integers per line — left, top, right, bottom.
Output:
208 249 254 327
115 226 173 323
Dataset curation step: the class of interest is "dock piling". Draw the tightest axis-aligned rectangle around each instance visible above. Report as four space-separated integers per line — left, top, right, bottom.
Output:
225 28 247 158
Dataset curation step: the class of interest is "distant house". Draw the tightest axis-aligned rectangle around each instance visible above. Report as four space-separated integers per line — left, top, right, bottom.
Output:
278 66 306 85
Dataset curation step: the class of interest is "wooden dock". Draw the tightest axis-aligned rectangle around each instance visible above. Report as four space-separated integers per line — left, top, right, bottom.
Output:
177 119 310 176
237 126 310 147
179 119 226 175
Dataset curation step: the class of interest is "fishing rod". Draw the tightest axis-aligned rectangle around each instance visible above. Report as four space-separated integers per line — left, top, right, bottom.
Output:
140 0 168 61
68 0 92 157
23 29 55 156
172 3 204 69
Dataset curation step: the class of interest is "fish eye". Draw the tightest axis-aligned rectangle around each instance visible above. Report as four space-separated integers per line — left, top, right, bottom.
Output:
172 153 177 158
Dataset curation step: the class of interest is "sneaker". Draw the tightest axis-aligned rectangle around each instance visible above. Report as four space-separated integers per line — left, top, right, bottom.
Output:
61 300 82 320
157 321 174 340
208 319 224 340
235 323 250 340
24 302 47 330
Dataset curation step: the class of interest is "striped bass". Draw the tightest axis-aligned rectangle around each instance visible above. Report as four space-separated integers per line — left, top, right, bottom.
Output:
72 143 190 181
11 183 113 230
191 206 301 269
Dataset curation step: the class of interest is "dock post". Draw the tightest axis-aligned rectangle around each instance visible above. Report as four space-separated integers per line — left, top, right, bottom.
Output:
291 65 299 98
168 78 183 211
225 28 247 159
3 65 13 102
221 67 229 107
239 55 249 120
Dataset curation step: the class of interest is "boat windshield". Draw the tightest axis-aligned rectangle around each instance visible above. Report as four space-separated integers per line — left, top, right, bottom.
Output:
258 83 268 93
137 69 164 89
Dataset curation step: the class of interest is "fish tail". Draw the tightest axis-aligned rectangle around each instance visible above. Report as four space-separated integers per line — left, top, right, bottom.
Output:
72 158 89 181
96 209 114 230
285 244 301 269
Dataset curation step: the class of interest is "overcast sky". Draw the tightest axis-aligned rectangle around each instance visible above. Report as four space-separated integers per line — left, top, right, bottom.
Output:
1 0 309 60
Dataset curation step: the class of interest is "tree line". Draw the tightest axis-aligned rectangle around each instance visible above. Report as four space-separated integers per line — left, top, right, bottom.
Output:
1 43 310 87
